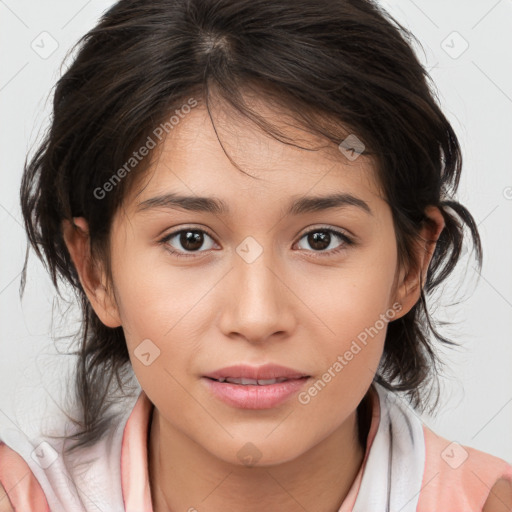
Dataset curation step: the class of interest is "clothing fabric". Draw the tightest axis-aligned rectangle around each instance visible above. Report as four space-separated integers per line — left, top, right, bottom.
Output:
1 381 511 511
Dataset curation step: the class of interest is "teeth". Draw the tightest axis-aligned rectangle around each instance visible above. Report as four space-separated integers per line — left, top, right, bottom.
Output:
216 377 290 385
258 377 289 384
257 379 279 385
233 378 259 385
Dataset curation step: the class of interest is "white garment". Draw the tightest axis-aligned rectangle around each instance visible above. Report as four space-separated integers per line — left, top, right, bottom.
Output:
0 394 137 512
352 382 426 512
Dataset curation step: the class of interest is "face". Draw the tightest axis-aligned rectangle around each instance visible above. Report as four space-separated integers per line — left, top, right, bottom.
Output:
71 94 433 468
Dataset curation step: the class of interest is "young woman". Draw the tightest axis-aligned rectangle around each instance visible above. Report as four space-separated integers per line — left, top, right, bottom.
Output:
1 0 511 510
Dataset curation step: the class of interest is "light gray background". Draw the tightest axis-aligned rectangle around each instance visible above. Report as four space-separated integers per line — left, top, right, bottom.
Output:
1 0 511 464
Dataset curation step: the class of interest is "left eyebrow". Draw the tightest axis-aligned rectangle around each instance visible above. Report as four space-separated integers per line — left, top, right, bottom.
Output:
136 192 372 216
285 193 373 216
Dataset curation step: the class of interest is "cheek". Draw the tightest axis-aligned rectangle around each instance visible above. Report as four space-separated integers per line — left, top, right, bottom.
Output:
296 239 398 382
293 263 396 424
306 247 397 338
110 253 223 390
112 265 204 397
111 246 208 335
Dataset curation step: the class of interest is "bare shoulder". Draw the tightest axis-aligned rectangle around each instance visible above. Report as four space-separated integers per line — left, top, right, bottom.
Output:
482 478 512 512
0 481 15 512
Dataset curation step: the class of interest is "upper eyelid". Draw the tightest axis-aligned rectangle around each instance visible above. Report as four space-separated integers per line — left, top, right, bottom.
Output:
299 225 352 238
162 226 216 242
161 225 352 249
162 224 350 238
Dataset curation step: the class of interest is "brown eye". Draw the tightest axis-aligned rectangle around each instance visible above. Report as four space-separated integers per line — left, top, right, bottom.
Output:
296 228 353 255
161 228 217 257
179 230 204 251
307 231 331 250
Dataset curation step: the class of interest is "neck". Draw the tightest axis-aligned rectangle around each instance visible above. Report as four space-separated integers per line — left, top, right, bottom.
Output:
148 390 373 512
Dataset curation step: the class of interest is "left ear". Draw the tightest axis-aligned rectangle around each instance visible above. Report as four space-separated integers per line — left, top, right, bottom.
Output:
393 205 445 317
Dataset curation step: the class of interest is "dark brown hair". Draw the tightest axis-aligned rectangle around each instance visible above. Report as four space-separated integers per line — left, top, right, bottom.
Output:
20 0 481 454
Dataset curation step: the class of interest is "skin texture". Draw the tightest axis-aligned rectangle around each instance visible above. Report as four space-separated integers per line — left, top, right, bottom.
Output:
63 94 446 512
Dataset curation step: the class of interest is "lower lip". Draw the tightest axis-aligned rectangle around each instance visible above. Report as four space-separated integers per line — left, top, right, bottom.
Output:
202 377 310 409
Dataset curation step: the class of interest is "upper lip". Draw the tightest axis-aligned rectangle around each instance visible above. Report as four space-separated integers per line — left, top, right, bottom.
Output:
204 364 310 381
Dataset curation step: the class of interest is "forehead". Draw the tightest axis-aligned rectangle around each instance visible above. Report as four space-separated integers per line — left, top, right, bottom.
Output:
126 96 382 211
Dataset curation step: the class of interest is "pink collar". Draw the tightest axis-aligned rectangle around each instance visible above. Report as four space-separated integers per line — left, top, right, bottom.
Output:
120 390 154 511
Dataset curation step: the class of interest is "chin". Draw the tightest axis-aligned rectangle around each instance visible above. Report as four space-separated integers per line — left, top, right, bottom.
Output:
207 436 309 469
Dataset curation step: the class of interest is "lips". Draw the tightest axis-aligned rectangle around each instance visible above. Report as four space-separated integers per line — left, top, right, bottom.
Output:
202 364 311 408
202 366 310 409
211 376 293 386
203 363 310 383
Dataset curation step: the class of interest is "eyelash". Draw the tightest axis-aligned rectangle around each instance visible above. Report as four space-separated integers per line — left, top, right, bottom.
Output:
158 226 354 259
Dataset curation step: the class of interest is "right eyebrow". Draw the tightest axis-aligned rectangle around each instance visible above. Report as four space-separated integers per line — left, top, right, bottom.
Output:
136 193 228 215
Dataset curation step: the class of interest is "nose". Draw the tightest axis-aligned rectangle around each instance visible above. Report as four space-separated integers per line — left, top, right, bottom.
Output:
217 246 297 344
